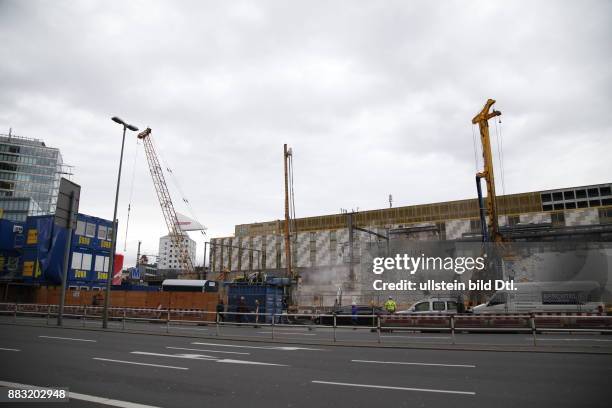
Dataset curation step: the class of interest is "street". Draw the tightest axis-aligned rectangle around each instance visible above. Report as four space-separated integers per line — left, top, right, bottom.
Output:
1 323 611 407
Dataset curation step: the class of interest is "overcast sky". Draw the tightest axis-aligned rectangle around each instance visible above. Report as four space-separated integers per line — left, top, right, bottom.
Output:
1 0 610 266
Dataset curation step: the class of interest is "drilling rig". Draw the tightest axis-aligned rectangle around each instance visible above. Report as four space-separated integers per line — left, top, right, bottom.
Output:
136 128 195 277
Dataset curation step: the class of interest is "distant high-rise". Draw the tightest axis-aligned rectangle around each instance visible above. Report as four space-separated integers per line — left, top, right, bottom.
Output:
0 132 64 221
157 234 196 271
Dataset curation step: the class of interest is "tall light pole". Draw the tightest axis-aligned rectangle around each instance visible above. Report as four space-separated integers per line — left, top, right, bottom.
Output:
102 116 139 329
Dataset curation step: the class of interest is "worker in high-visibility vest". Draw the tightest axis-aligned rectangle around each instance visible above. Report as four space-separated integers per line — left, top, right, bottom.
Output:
384 296 397 313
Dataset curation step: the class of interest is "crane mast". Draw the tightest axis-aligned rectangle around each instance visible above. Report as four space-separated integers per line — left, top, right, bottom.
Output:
472 99 503 242
137 128 194 275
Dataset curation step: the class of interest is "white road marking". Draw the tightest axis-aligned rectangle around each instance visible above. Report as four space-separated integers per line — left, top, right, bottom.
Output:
191 342 323 351
166 346 250 355
257 331 316 336
381 335 450 339
39 335 96 342
132 351 217 360
352 360 475 368
312 381 475 395
0 348 20 352
0 379 162 408
131 351 288 366
92 357 188 370
218 359 288 366
526 338 612 342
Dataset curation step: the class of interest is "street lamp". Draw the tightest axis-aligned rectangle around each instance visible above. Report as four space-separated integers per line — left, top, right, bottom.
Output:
103 116 139 329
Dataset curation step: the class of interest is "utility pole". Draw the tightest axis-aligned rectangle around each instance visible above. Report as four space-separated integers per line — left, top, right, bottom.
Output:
347 212 355 286
283 144 293 279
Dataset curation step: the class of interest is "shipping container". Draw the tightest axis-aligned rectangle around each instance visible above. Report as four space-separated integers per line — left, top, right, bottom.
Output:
227 283 284 323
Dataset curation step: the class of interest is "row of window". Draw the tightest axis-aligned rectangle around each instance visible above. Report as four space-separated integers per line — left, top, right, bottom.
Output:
0 153 58 167
0 199 32 211
0 162 58 177
0 142 60 159
0 170 53 183
542 186 611 203
542 198 612 211
71 252 110 272
75 220 113 241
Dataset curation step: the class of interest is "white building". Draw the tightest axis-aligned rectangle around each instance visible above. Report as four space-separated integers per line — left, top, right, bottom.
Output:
157 234 196 271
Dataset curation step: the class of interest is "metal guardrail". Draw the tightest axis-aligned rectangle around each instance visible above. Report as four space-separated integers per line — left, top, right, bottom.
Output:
1 303 611 346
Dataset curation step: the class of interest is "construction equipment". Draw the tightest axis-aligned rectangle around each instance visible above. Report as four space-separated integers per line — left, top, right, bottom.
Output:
472 99 503 242
136 128 194 275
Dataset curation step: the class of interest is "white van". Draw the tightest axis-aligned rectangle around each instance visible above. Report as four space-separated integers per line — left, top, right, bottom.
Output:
397 297 460 314
472 281 603 314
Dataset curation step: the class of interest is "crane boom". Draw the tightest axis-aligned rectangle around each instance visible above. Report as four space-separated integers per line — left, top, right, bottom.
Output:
136 127 194 274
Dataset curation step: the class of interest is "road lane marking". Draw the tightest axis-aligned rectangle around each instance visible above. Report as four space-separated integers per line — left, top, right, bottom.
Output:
93 357 188 370
311 381 475 395
0 348 20 352
166 346 250 355
192 342 323 351
352 360 475 368
381 336 450 339
257 331 317 336
524 338 612 342
39 335 96 342
0 379 162 408
131 351 288 366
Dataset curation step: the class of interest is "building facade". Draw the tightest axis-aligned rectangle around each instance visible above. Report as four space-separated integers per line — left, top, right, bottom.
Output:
157 234 196 271
209 183 612 307
0 133 64 221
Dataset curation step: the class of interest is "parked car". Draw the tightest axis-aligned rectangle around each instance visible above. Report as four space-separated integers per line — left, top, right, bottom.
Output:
396 297 460 314
315 305 386 326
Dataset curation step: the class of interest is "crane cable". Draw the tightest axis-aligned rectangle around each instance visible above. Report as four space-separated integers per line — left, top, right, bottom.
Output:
472 124 480 173
123 138 140 252
494 113 506 197
154 140 208 267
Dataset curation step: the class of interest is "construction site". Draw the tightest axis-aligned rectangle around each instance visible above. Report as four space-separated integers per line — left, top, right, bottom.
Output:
2 99 611 316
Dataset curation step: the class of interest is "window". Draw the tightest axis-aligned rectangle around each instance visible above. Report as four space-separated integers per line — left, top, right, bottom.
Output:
447 301 458 311
76 220 86 236
587 188 599 197
94 255 107 272
414 302 430 312
85 222 96 237
577 201 588 208
541 193 552 203
71 252 83 269
589 200 601 207
82 253 92 270
600 186 611 196
576 189 587 199
564 202 576 209
72 252 92 270
552 192 563 201
97 225 107 240
563 191 575 200
433 301 446 311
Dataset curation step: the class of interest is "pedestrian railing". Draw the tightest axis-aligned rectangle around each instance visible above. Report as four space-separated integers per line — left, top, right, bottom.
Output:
1 302 610 346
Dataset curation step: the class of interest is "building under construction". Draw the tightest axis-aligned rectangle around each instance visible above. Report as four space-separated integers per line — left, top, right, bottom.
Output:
209 182 612 307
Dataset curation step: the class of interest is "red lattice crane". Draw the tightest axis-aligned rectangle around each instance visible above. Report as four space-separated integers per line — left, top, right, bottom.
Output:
136 128 194 274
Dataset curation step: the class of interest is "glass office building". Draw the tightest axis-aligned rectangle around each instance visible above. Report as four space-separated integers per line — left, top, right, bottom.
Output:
0 133 63 221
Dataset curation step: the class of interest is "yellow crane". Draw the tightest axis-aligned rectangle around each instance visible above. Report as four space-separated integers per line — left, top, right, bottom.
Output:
472 99 503 242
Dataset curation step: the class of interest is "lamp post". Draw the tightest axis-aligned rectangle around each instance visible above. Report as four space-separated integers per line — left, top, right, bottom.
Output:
102 116 139 329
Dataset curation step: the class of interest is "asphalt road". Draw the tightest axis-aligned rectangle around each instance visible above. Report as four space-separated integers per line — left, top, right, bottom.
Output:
1 323 611 408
